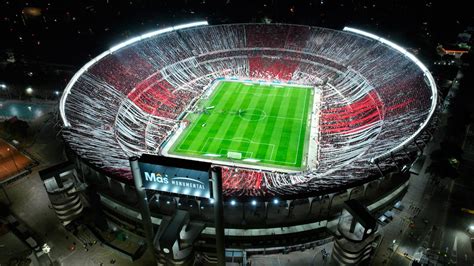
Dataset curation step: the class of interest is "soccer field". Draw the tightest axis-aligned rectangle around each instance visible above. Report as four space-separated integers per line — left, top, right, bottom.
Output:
169 80 314 171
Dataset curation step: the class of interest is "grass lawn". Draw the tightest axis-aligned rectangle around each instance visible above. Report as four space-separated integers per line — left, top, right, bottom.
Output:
169 80 314 171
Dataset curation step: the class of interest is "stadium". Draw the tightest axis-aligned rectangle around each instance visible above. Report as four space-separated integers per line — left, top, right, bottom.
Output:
58 21 437 260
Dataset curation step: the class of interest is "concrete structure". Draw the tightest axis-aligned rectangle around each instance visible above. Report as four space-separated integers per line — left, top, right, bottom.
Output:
56 22 438 264
331 200 381 265
39 161 83 226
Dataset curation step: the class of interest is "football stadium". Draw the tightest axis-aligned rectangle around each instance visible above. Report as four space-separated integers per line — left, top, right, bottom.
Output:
58 22 437 261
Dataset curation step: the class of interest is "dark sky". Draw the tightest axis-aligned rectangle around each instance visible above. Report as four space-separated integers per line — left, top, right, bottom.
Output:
0 0 472 65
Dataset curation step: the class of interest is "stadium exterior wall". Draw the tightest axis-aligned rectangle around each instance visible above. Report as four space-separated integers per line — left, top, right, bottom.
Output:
71 150 410 249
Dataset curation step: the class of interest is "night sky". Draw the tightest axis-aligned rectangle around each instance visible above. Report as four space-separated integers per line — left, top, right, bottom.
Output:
1 0 472 65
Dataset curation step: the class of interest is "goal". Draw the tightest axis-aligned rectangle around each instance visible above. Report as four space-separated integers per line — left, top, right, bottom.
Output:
227 152 242 160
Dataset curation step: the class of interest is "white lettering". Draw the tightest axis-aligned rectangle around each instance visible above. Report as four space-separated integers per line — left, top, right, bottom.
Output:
144 172 168 184
144 172 156 182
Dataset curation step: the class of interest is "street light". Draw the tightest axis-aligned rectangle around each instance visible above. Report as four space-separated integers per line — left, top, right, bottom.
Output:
42 243 51 254
41 243 53 264
0 83 12 99
26 87 33 95
6 148 19 172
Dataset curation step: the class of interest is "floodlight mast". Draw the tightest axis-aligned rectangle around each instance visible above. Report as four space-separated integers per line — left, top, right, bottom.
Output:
211 166 225 265
129 156 156 261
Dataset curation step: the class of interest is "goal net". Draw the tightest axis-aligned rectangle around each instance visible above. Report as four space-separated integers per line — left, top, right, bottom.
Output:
227 152 242 160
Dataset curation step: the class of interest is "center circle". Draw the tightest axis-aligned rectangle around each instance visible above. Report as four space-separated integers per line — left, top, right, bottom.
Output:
238 108 267 121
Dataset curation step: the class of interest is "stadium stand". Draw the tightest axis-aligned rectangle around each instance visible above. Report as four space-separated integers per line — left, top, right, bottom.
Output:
61 24 436 198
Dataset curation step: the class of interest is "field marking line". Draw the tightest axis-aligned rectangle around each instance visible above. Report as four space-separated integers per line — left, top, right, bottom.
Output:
231 84 312 98
268 143 275 161
264 89 311 166
208 137 273 146
293 89 310 164
176 137 272 157
238 109 267 122
266 115 302 121
199 137 213 153
175 80 233 152
269 88 303 166
207 137 274 160
171 80 313 169
217 149 254 159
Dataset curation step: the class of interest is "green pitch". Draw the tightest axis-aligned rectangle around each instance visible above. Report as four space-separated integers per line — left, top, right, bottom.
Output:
169 80 314 171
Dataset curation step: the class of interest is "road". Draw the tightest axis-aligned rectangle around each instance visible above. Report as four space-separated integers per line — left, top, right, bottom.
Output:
372 67 473 265
0 113 156 265
388 173 473 266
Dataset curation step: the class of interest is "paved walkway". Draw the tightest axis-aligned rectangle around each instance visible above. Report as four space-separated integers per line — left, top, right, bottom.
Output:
372 68 473 266
249 242 334 266
0 113 155 265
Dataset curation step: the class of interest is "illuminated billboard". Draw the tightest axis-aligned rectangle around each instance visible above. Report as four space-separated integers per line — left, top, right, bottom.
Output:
137 155 211 198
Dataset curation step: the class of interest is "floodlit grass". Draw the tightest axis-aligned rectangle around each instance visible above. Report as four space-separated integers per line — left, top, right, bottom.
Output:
170 80 314 170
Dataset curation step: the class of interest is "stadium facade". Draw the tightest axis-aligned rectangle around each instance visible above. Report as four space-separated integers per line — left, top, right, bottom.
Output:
58 22 437 262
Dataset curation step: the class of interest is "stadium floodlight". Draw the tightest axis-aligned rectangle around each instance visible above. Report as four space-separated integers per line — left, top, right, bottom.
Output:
109 22 207 53
140 27 173 39
251 199 257 206
230 200 236 206
172 21 208 31
343 27 437 161
59 21 208 128
42 243 51 254
109 36 142 53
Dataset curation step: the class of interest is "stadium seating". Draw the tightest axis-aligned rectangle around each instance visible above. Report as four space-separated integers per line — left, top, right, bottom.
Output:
62 24 435 197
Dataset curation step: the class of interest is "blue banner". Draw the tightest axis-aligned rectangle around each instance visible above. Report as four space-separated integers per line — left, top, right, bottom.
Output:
138 161 211 198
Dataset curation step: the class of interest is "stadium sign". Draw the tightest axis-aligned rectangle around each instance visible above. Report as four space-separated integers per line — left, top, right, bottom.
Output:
137 155 211 198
